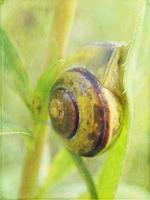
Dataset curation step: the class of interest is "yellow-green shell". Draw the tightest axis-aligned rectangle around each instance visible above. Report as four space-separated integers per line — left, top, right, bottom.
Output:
49 42 127 156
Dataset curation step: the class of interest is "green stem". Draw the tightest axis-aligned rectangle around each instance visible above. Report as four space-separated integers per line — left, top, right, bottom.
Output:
69 151 99 199
46 0 78 66
19 0 78 198
19 123 48 199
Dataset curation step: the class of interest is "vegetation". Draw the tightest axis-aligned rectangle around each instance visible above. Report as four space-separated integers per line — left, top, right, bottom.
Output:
1 0 150 199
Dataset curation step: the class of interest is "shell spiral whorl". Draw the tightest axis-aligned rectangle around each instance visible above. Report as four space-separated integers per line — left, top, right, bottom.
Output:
49 87 79 139
49 67 122 157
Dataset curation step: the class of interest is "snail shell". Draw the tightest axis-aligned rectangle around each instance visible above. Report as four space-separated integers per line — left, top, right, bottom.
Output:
49 42 127 157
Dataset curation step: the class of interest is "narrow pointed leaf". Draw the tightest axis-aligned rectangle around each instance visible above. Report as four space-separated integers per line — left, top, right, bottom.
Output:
32 40 64 120
97 1 149 199
0 27 32 109
97 108 129 199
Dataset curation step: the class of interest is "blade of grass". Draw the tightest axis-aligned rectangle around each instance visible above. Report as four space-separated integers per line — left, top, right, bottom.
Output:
97 1 147 199
0 27 32 110
97 105 129 199
32 59 63 122
125 0 148 97
119 0 150 192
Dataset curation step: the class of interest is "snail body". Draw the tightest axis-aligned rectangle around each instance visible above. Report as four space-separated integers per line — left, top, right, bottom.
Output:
49 42 127 157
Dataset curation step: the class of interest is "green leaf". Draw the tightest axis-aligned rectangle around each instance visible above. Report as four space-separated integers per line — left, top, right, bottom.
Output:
0 27 32 109
37 148 75 198
120 1 150 192
32 45 64 120
97 1 149 199
34 61 60 104
1 82 33 138
97 106 129 199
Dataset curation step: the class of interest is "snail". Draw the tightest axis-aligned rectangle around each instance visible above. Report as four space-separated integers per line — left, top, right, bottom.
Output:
48 42 128 157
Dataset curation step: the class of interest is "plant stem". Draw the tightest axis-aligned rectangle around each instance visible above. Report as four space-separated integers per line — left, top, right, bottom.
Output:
46 0 78 66
19 0 78 198
19 123 48 199
69 151 99 199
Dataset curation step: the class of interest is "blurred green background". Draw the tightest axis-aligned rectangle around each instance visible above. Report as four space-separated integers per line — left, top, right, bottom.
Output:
1 0 150 199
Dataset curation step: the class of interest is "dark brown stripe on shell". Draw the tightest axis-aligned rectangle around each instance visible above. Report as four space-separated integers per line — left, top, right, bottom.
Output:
67 89 79 138
70 67 110 156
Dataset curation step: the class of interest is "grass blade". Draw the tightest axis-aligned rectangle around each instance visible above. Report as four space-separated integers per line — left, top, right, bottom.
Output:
97 106 129 199
0 27 32 109
97 1 148 199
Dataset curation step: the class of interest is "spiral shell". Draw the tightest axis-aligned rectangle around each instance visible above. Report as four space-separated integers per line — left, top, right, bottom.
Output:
49 42 127 157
